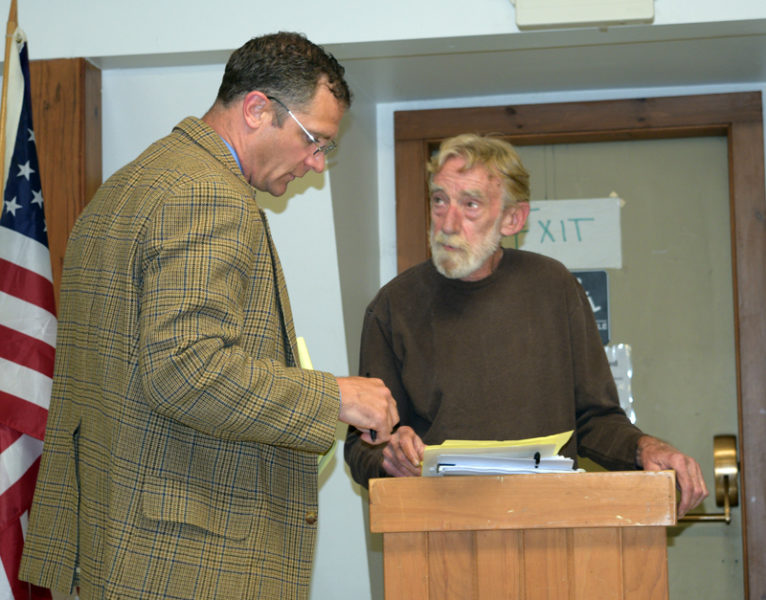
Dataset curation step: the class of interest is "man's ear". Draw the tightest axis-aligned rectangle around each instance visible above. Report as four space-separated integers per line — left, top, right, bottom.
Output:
500 202 531 237
242 91 270 130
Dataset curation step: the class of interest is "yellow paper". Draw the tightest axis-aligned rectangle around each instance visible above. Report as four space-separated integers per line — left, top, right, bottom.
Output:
296 336 314 370
432 430 573 455
296 337 335 475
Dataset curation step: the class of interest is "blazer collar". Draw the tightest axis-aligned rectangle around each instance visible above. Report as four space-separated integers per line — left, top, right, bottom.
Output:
173 116 249 186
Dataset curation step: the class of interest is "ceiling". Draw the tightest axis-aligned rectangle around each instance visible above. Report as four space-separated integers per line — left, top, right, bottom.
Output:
93 19 766 104
337 20 766 103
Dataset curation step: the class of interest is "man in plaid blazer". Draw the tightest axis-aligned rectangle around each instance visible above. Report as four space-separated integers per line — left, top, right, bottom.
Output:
19 32 398 600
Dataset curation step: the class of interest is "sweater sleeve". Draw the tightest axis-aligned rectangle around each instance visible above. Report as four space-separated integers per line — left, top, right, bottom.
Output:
343 297 407 487
568 280 644 470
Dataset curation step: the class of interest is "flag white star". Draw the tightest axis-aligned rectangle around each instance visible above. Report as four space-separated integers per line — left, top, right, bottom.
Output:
28 128 35 143
31 189 44 208
17 160 34 181
4 196 22 216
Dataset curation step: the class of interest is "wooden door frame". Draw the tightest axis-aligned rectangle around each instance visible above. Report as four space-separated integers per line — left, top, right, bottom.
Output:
393 92 766 599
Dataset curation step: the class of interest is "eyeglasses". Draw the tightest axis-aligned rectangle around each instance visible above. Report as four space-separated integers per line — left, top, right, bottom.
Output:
267 96 337 156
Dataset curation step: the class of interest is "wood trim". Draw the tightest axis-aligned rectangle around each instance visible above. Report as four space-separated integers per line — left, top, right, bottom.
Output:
393 93 762 142
393 92 766 599
394 139 429 272
29 58 102 309
728 117 766 600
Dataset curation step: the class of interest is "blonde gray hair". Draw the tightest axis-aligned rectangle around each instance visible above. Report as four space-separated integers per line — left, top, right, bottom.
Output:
427 134 530 208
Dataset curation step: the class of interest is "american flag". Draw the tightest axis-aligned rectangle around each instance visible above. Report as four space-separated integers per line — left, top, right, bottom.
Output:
0 28 55 600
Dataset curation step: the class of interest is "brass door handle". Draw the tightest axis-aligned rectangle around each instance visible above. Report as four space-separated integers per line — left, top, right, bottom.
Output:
678 434 738 524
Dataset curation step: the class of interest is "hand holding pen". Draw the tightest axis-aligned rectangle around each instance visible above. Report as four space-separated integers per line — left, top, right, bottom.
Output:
336 375 398 444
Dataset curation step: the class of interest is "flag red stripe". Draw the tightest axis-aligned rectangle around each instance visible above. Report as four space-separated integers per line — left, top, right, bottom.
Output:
0 452 51 600
0 392 48 441
0 324 54 377
0 258 55 315
0 440 41 530
0 424 22 453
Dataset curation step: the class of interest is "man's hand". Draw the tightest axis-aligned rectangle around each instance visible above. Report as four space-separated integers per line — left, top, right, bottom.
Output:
637 435 708 517
337 376 398 445
381 426 425 477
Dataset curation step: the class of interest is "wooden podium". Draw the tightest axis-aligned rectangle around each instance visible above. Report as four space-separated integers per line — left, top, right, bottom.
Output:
369 472 677 600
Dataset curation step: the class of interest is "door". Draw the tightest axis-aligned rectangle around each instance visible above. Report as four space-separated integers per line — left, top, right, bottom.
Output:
516 137 741 598
392 93 766 599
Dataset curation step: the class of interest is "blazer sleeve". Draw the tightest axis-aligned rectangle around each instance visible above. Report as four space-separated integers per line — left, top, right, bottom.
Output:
137 175 340 452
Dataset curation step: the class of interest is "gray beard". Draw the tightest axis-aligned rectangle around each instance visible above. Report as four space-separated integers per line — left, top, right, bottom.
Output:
429 223 503 280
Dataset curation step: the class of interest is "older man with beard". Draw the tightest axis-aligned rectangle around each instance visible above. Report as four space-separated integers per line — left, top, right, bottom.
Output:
344 133 707 517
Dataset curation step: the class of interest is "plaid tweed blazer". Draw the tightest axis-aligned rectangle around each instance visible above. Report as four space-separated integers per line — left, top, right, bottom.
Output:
19 117 341 599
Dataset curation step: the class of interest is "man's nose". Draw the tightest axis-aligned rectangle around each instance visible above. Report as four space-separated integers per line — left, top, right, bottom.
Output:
307 150 326 173
441 204 461 234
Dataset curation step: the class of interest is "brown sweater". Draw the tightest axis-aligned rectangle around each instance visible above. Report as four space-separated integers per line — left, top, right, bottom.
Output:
344 249 644 487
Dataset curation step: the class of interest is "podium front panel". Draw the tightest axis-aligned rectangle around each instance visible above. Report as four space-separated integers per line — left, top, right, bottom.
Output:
382 527 669 600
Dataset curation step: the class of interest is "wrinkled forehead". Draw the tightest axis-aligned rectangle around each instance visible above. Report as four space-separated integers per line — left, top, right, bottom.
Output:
431 158 500 193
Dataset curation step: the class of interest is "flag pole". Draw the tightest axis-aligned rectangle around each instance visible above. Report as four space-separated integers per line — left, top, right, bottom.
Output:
0 0 18 206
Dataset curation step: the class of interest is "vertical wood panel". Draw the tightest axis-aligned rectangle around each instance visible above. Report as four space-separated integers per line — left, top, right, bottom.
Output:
571 527 622 600
476 530 524 599
622 527 669 600
29 58 102 309
428 531 475 599
382 525 673 600
524 529 571 600
384 532 429 599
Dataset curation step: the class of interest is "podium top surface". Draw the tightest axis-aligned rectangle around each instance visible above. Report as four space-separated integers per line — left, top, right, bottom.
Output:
369 471 677 533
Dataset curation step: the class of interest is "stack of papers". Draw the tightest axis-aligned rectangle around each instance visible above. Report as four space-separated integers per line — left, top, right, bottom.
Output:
421 430 578 477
